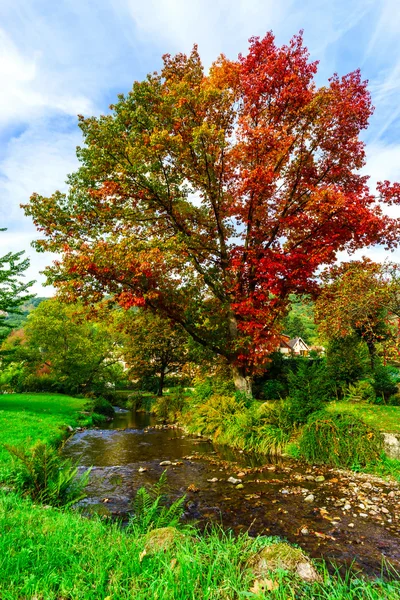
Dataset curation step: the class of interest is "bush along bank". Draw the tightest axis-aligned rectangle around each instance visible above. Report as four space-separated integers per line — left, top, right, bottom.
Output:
151 368 400 478
2 395 400 597
3 482 400 599
0 393 115 484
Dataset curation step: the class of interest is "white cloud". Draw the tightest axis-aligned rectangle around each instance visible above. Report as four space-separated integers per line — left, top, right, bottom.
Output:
0 0 399 291
126 0 372 71
0 230 55 297
0 28 93 128
338 141 400 266
0 123 82 296
127 0 291 65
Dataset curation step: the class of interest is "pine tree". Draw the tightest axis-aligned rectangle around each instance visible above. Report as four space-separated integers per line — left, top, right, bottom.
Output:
0 230 34 341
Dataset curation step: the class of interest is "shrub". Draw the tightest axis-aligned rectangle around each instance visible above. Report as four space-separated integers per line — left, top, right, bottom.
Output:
326 335 369 388
345 380 376 404
285 359 334 424
17 373 62 393
186 393 245 440
260 379 286 400
194 377 235 401
371 364 398 403
0 363 26 392
299 411 382 467
128 471 187 534
5 441 91 507
90 396 115 418
388 394 400 406
153 387 189 422
183 395 292 455
89 412 108 426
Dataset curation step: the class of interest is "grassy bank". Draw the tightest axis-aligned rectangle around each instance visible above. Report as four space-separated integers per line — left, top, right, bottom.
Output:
327 402 400 433
159 392 400 481
2 491 400 599
0 393 88 479
2 392 400 598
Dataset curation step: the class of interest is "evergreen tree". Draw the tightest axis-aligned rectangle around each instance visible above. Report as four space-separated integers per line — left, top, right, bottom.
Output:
0 231 34 342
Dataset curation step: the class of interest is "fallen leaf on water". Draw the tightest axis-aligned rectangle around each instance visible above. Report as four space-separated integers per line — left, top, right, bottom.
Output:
187 483 200 493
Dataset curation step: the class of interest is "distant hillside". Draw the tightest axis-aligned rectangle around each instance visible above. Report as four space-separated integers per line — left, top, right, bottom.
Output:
281 295 319 345
3 297 49 331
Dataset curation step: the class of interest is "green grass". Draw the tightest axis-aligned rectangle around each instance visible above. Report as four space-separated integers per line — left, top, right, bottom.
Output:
2 392 400 598
0 393 87 479
327 402 400 433
1 491 400 600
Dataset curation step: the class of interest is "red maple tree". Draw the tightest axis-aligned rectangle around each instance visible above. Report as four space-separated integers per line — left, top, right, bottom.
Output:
24 32 400 393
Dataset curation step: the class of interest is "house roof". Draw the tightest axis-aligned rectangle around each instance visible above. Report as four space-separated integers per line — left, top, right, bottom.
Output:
288 337 310 350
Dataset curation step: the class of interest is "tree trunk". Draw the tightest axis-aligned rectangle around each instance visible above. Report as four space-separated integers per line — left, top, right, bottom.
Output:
157 368 166 397
231 364 252 396
366 338 376 371
227 310 253 396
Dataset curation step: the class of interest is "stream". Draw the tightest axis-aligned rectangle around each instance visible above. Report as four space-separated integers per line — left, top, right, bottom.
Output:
63 408 400 577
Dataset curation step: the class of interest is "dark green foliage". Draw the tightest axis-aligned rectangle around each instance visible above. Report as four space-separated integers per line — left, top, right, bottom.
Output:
283 314 310 344
12 373 62 394
134 374 160 394
194 376 235 401
371 364 398 404
299 411 383 467
90 396 115 418
128 471 187 533
261 379 286 400
194 378 213 400
345 380 376 404
0 232 35 343
153 387 189 421
281 294 317 345
326 335 369 390
2 297 46 332
285 359 334 424
5 441 91 507
125 391 156 412
89 412 108 426
254 353 302 400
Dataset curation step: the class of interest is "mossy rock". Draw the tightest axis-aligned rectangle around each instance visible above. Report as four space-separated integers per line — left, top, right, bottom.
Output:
248 542 321 582
143 527 184 555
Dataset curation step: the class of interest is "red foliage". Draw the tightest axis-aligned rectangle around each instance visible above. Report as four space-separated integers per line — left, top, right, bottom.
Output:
23 32 400 386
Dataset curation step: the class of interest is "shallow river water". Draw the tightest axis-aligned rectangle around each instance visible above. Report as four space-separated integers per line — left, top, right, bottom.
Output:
63 409 400 577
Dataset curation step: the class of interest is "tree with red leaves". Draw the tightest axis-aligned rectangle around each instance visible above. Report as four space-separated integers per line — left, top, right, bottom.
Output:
316 259 400 369
24 32 400 394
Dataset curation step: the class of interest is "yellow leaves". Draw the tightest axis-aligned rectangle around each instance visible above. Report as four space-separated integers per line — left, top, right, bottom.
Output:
249 578 279 595
139 548 147 562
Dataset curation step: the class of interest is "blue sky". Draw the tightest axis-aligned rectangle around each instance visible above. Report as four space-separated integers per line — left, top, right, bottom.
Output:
1 0 400 294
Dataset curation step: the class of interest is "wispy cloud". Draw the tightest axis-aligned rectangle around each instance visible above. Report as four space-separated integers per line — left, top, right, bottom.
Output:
0 28 94 129
0 0 399 294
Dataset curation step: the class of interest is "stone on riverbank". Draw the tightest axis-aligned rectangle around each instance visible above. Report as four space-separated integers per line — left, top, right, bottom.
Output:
142 527 184 556
227 477 242 485
248 541 321 583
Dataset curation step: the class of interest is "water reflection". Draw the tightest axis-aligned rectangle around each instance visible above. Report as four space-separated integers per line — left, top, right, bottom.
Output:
62 409 400 577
